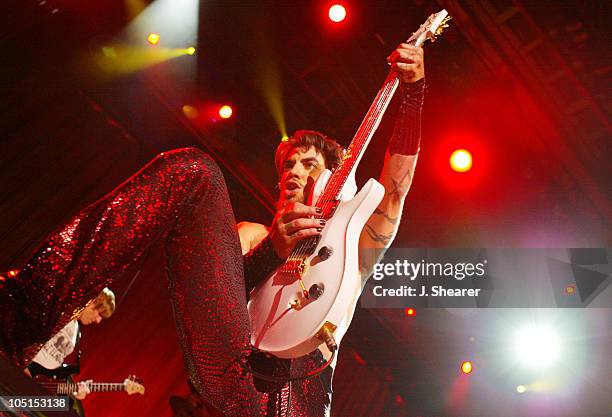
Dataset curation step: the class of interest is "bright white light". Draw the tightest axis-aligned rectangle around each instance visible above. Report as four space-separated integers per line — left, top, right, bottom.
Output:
516 385 526 393
513 325 561 369
328 5 347 23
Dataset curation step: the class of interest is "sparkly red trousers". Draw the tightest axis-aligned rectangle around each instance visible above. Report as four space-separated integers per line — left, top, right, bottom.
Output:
0 148 331 417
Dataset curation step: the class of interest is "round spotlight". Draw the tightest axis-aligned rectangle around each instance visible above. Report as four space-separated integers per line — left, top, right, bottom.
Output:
218 105 233 119
513 325 561 369
147 33 161 45
186 46 196 56
405 308 416 317
516 385 526 393
328 4 347 23
450 149 473 172
461 361 473 374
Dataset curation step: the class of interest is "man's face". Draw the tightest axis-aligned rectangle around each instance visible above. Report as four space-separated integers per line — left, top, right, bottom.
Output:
278 146 326 204
78 303 106 326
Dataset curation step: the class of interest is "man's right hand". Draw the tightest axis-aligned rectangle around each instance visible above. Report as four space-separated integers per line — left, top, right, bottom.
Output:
268 202 324 258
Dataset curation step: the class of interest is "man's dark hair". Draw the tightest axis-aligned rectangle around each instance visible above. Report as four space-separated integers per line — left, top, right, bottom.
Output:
274 130 343 178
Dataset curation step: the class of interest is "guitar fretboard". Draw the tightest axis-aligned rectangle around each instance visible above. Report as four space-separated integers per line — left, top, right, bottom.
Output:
56 382 125 394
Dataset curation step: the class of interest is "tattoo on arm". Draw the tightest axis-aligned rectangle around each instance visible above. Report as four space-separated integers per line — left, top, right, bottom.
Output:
373 208 398 225
386 169 413 203
364 224 393 246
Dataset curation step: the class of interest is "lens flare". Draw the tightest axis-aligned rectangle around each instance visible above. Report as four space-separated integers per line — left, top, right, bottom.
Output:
218 105 233 119
450 149 473 172
147 33 161 45
460 361 473 374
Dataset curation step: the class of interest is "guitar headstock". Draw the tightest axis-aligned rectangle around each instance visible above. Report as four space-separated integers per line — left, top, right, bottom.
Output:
124 375 145 395
407 9 452 47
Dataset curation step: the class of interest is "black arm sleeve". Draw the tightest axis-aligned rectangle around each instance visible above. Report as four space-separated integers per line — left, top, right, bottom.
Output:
243 236 284 296
389 78 426 156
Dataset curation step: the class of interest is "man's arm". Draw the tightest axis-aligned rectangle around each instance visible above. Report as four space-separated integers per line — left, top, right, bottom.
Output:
359 44 425 281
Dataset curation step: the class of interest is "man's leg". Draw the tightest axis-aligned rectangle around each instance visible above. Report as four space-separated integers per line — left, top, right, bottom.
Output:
0 148 265 415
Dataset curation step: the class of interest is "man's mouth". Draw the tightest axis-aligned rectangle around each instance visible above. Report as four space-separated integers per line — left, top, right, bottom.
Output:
285 181 301 191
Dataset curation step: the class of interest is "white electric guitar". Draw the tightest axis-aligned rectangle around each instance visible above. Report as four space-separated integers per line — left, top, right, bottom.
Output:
248 10 451 359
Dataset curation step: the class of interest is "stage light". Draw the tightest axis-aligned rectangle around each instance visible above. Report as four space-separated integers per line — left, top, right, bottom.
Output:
186 46 196 55
460 361 473 374
513 325 561 369
516 385 526 393
281 135 289 142
218 105 233 119
328 4 347 23
450 149 472 172
147 32 161 45
405 307 416 317
182 105 198 120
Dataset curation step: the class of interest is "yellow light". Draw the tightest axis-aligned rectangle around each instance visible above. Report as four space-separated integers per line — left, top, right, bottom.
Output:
405 308 416 317
281 135 289 142
182 105 198 120
218 105 233 119
147 33 161 45
329 5 347 22
450 149 473 172
186 46 196 55
461 361 473 374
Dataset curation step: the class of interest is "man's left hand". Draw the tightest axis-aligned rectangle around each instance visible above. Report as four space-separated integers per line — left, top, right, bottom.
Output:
387 44 424 84
73 380 91 400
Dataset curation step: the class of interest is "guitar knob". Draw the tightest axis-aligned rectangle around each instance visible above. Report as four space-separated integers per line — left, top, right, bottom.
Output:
308 283 324 300
318 246 333 260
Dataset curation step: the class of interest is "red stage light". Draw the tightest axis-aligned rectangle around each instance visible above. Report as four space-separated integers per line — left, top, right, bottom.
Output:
328 4 347 22
405 307 416 316
461 361 473 374
147 33 161 45
218 105 233 119
450 149 473 172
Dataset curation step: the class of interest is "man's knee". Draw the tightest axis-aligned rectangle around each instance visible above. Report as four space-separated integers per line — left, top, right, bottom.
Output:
156 148 223 182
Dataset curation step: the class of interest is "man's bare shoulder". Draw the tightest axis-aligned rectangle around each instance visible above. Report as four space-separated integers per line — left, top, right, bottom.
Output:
237 221 269 254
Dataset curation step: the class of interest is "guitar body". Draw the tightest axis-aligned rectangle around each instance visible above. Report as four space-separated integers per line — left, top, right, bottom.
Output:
248 174 384 358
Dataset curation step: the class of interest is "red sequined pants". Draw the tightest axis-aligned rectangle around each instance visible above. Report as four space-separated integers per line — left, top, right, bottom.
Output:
0 148 331 417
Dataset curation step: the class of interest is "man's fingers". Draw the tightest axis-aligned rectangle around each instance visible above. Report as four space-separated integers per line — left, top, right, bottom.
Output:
285 218 325 235
290 228 323 241
281 203 321 222
393 62 419 73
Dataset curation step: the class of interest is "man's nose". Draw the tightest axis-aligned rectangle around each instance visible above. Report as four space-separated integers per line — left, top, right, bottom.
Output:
95 316 103 324
289 164 305 177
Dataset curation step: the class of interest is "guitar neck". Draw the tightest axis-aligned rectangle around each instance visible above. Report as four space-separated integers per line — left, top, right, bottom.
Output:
55 382 125 394
319 70 400 205
316 11 448 207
